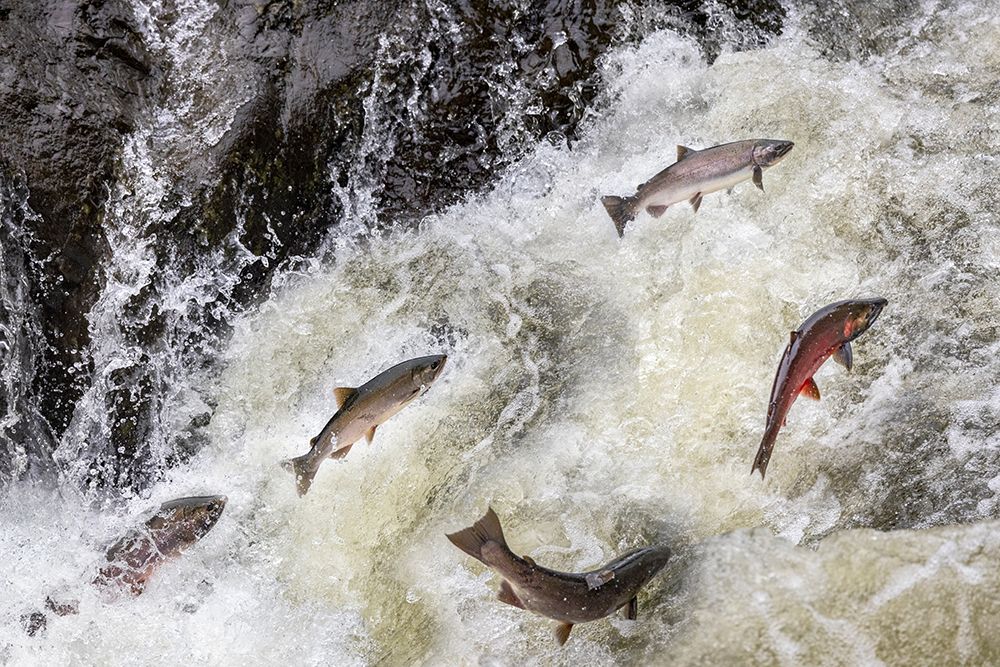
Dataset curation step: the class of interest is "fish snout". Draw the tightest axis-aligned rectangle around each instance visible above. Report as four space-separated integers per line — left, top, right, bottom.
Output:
429 354 447 380
867 298 888 325
753 139 795 167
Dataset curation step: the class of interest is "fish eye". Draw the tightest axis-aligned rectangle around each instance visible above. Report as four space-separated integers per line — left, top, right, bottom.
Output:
431 361 440 370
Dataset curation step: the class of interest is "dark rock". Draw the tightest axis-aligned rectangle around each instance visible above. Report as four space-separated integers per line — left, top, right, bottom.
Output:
0 0 157 459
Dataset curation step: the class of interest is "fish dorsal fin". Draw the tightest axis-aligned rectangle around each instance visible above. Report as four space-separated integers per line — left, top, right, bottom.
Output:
554 622 574 646
833 342 853 372
497 579 524 609
333 387 358 408
522 555 537 568
365 426 376 444
677 145 694 161
585 569 616 590
800 377 820 401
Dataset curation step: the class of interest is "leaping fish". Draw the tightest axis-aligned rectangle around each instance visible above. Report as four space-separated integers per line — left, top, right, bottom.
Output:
753 298 887 478
22 495 227 636
446 508 671 645
601 139 794 237
282 354 447 496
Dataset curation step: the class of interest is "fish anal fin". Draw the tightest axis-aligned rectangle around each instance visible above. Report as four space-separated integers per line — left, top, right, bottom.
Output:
333 387 357 408
365 426 376 444
833 342 853 372
626 596 638 620
689 192 702 213
497 580 524 609
554 622 574 646
753 165 764 191
646 205 668 218
800 377 820 401
676 145 694 161
726 186 734 195
329 443 353 460
585 569 615 590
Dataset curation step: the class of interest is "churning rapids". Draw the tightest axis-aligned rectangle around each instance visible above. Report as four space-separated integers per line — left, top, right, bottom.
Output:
3 1 1000 665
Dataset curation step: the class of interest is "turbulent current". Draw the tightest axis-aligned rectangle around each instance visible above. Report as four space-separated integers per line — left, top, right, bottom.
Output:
3 1 1000 665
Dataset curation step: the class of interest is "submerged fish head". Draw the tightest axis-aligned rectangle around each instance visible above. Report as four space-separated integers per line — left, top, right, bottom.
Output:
638 544 672 580
146 495 227 556
841 298 888 340
752 139 795 168
402 354 448 400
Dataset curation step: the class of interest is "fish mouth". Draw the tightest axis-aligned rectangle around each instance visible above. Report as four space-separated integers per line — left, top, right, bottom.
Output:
867 298 887 325
774 141 794 159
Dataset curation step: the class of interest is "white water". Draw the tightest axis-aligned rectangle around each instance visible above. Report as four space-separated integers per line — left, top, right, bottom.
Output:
4 1 1000 664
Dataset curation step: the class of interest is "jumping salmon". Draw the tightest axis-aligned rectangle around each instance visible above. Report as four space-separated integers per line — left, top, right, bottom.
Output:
446 508 671 645
282 354 447 496
22 495 227 636
752 298 887 478
601 139 794 237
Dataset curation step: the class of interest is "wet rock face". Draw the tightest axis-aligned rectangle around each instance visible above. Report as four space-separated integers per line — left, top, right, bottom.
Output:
0 0 155 480
0 0 783 490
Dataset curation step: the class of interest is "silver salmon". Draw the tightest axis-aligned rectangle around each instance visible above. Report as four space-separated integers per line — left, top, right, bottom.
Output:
282 354 447 496
601 139 794 237
447 508 671 645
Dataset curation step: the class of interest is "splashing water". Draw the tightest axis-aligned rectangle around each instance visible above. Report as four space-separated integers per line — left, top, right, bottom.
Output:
3 1 1000 664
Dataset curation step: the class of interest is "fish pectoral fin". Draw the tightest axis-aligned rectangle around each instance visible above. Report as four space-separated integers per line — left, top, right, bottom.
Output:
554 622 574 646
789 330 800 344
646 204 668 218
753 165 764 191
365 426 377 444
676 144 694 161
333 386 358 408
522 555 537 568
800 377 821 401
497 580 525 609
689 192 703 213
585 569 615 590
833 342 853 372
625 596 638 620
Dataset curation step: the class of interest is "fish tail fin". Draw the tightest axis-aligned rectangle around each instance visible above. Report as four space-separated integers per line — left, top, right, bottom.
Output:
600 195 638 238
280 454 315 496
751 436 773 479
445 507 507 563
20 610 47 637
